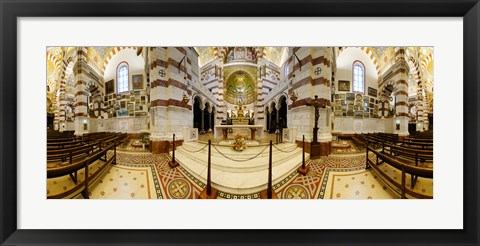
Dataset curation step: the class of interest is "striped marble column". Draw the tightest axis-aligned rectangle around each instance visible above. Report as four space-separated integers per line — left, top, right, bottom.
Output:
311 47 333 155
392 47 410 136
149 47 169 152
255 47 266 130
287 47 332 156
73 47 89 136
149 47 195 153
57 60 68 131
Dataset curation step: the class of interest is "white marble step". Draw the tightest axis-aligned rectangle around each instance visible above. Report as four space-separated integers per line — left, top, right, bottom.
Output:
174 142 302 173
170 142 310 194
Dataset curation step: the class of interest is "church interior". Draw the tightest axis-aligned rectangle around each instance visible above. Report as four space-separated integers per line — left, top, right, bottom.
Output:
46 46 433 199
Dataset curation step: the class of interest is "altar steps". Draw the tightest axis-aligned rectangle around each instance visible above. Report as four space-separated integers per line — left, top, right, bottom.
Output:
171 142 309 195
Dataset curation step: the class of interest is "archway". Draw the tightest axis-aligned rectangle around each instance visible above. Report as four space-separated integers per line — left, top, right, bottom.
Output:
210 106 215 134
265 106 270 133
278 96 287 129
269 102 277 133
204 102 211 133
193 96 202 130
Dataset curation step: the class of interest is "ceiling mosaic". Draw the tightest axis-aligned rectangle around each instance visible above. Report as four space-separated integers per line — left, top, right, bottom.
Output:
196 47 216 66
87 47 113 70
263 47 285 66
370 47 395 71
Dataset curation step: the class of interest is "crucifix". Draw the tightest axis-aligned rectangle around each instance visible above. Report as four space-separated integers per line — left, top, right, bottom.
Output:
310 95 322 143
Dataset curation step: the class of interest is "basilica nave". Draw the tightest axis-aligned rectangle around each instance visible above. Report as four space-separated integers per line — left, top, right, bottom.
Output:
46 46 433 199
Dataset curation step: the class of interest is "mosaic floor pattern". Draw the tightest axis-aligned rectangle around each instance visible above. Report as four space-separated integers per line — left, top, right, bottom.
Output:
49 147 431 199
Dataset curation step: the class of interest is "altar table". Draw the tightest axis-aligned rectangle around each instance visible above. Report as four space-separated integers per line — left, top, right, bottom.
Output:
214 125 264 141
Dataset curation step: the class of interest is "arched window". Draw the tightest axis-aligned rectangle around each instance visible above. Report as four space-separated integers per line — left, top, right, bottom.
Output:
117 62 129 93
352 61 365 94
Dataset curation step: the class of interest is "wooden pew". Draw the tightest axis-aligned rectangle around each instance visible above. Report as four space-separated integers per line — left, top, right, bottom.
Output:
365 143 433 199
351 134 366 150
47 137 120 199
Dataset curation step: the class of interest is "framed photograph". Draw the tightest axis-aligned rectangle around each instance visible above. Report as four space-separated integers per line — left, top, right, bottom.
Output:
105 79 114 94
338 80 350 91
132 74 144 90
346 92 354 101
5 1 478 246
117 109 128 117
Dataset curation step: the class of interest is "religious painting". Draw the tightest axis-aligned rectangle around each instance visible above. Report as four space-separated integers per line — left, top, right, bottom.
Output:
338 80 350 91
141 96 146 102
130 96 135 102
120 101 126 109
105 79 114 94
132 74 144 90
368 87 378 97
127 103 134 111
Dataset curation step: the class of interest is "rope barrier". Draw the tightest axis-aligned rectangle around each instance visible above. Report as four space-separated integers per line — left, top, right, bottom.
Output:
180 143 209 153
212 144 270 162
272 144 298 153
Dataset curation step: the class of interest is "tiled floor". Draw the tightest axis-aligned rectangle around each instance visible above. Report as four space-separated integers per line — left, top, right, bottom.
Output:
47 140 433 199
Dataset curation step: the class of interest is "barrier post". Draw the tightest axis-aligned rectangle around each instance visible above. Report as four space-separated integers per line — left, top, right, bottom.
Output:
297 135 309 175
261 140 277 199
112 140 117 165
168 133 179 168
198 140 218 199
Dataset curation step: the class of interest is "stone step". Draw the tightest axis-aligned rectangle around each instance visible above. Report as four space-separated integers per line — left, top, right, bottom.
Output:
174 142 302 172
171 142 309 195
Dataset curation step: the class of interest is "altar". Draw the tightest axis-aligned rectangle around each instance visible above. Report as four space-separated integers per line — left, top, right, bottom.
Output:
214 125 264 142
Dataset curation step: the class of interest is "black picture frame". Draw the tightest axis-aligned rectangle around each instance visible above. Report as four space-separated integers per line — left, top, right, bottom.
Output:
1 0 479 246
